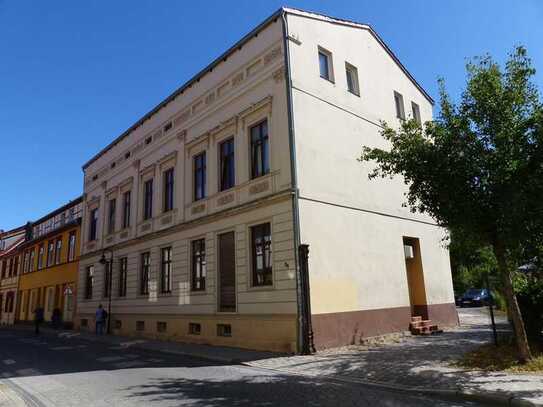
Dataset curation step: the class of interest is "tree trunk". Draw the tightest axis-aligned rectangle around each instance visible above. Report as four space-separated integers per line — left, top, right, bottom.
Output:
493 243 532 363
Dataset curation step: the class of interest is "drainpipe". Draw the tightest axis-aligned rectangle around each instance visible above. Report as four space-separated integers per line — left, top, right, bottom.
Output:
281 10 312 354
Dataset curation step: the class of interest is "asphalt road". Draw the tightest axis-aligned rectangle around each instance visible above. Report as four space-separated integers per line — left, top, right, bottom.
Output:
0 329 477 407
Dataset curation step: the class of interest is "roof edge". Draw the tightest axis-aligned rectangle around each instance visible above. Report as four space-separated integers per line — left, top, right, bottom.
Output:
31 196 83 226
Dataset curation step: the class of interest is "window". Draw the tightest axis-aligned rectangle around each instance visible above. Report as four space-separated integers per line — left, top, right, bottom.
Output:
81 318 88 328
29 249 35 272
318 48 333 81
143 179 153 220
193 152 206 201
157 321 167 332
217 324 232 337
23 252 29 274
118 257 127 297
114 320 122 330
7 258 13 277
189 323 201 335
107 198 116 235
103 262 112 298
136 321 145 331
394 91 405 120
55 238 62 265
13 256 19 276
345 62 360 96
160 247 172 294
47 241 55 267
219 138 235 191
89 208 98 241
191 239 206 291
122 191 131 229
163 168 174 212
1 260 6 278
250 120 270 179
85 265 94 299
68 231 76 262
38 245 44 269
251 223 272 286
140 252 150 295
411 101 421 124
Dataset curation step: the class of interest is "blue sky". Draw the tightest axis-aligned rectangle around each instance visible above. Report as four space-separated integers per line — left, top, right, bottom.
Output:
1 1 542 230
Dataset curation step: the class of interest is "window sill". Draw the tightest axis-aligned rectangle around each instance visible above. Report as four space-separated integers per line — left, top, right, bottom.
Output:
247 284 274 292
320 75 335 84
348 90 360 97
189 289 208 296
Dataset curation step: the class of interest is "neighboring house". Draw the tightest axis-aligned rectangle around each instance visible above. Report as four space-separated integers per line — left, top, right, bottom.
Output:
77 8 455 352
0 226 26 325
17 198 82 328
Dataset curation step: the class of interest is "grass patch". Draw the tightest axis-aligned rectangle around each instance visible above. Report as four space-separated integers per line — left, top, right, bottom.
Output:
455 340 543 373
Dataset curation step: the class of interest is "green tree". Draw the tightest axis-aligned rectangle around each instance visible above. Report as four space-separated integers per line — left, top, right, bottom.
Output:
360 47 543 362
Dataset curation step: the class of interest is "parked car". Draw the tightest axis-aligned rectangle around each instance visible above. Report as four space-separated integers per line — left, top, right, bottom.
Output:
460 288 491 307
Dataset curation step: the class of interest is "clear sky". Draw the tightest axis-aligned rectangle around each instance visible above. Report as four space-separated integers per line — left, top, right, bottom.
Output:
1 1 542 230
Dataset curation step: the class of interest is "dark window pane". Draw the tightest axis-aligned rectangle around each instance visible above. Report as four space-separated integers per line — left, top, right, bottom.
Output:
250 121 270 179
251 223 272 286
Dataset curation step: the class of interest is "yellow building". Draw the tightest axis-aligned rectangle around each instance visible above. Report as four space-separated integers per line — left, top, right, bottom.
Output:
17 197 82 327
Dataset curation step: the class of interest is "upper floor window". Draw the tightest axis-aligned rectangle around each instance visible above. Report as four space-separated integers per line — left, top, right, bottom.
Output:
191 239 206 291
103 262 112 298
23 252 29 274
89 208 98 241
219 138 235 191
345 62 360 96
193 152 206 201
122 191 131 229
411 101 421 125
160 247 172 294
47 241 55 267
394 91 405 120
143 179 153 220
68 231 76 262
163 168 174 212
251 223 272 286
29 249 35 272
38 245 44 269
318 47 333 81
85 265 94 299
1 260 6 279
140 252 150 296
250 120 270 179
118 257 127 297
13 256 19 276
107 198 116 235
55 238 62 265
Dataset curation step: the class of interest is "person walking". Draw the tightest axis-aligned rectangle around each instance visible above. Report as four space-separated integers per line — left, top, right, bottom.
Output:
34 305 44 335
95 304 107 335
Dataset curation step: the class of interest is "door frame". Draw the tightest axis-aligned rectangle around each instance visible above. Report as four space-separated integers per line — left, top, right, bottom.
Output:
216 229 237 313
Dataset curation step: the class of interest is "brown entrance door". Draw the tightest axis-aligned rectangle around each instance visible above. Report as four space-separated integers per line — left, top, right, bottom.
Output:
218 231 236 312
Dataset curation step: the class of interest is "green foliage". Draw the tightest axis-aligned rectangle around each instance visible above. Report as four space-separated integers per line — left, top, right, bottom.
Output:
515 273 543 340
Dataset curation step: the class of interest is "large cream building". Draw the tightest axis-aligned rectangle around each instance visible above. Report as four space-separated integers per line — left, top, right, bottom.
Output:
78 8 456 352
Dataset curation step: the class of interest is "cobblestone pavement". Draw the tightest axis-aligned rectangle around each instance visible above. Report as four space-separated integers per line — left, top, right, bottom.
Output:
247 308 543 405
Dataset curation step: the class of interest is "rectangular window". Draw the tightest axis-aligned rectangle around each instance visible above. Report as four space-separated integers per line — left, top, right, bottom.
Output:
250 120 270 179
85 265 94 299
163 168 174 212
23 252 29 274
251 223 273 286
29 249 35 272
219 138 235 191
47 241 55 267
140 252 150 295
1 260 6 278
411 101 421 124
89 208 98 241
394 91 405 120
118 257 127 297
191 239 206 291
157 321 167 333
38 245 44 269
68 231 76 262
103 262 112 298
189 322 201 335
345 62 360 96
13 256 19 276
318 48 333 80
160 247 172 294
136 321 145 331
55 238 62 265
122 191 131 228
107 198 116 235
217 324 232 337
193 152 206 201
143 179 153 220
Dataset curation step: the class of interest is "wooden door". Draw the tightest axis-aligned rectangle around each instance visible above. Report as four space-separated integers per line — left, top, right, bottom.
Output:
218 232 236 312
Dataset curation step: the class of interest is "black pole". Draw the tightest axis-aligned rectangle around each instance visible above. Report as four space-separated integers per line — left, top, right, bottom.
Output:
298 244 315 354
485 273 498 346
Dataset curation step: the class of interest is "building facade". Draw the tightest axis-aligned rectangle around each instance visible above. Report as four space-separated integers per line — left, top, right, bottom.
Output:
17 198 82 327
77 8 456 352
0 226 26 325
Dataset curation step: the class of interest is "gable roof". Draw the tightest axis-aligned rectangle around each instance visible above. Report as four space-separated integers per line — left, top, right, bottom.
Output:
82 6 434 171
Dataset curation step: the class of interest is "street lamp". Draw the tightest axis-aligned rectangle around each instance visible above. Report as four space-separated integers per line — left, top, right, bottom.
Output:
99 249 113 334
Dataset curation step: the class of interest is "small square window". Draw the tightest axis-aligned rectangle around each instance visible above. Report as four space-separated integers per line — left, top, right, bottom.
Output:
136 320 145 331
345 62 360 96
125 151 131 159
189 322 201 335
217 324 232 337
318 47 333 81
163 122 173 132
157 321 167 333
114 320 122 330
145 136 152 145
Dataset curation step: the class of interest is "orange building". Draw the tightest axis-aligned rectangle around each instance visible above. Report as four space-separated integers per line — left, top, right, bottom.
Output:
17 197 82 327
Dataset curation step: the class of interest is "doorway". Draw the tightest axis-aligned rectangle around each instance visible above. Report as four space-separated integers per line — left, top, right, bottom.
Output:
218 232 236 312
403 237 428 318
